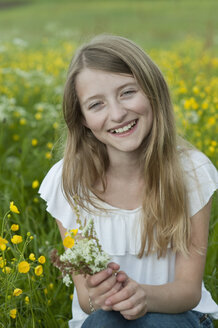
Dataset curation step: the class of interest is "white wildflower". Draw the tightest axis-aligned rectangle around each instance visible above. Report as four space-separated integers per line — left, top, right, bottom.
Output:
51 212 111 284
12 38 28 48
63 274 72 287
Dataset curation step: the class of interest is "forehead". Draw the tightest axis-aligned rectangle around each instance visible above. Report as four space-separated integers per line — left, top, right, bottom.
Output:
75 68 136 99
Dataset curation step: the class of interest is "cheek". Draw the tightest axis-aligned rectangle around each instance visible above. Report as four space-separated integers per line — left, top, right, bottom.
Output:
83 113 104 132
133 95 152 115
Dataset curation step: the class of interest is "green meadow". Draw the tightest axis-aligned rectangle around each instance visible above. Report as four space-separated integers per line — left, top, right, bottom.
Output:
0 0 217 326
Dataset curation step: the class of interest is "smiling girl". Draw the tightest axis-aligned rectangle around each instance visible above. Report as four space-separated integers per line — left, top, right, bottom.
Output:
39 35 218 328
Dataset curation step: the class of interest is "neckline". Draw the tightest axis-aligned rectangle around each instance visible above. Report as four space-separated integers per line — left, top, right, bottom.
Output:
89 191 142 213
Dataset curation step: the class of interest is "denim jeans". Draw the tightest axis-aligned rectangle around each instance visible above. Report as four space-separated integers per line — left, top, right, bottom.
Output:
81 310 214 328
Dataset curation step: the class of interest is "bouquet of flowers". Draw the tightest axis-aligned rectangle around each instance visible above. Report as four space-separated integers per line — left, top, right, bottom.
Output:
50 200 111 286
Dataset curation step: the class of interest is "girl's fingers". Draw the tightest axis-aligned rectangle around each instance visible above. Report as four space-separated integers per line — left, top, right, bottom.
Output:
120 303 147 320
111 298 133 312
95 281 123 308
86 267 113 288
95 274 118 296
87 262 120 288
116 270 128 283
107 262 120 271
105 284 133 306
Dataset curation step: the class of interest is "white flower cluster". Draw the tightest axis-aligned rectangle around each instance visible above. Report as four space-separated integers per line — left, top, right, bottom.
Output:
59 218 111 286
63 274 72 287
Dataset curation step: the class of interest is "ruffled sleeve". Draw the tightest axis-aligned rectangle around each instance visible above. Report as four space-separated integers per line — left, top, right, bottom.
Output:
39 160 78 230
181 150 218 217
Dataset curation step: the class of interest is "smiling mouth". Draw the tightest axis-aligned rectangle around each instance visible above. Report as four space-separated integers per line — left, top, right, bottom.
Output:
109 119 138 134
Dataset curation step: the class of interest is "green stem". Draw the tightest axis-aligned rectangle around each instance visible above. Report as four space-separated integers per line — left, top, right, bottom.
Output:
1 210 10 237
17 310 24 328
28 273 35 328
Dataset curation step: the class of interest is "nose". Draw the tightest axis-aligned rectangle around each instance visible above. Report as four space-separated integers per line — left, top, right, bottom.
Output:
108 99 127 123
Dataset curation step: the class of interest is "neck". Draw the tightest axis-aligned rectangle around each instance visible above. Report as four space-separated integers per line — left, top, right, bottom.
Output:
107 150 143 181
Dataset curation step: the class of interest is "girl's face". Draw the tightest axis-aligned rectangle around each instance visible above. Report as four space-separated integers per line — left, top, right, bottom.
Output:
76 68 153 158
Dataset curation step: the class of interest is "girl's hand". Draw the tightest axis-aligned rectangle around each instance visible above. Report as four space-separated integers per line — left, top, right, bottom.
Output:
105 273 148 320
85 262 125 311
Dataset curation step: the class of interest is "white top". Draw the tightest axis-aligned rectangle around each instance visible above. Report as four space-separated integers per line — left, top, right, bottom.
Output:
39 149 218 328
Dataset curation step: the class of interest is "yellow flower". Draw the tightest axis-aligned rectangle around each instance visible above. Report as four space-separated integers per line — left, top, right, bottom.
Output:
11 235 23 244
0 237 8 251
71 229 78 236
45 152 52 159
25 296 29 304
208 117 215 126
63 236 75 248
47 142 53 149
53 122 59 129
70 294 74 300
11 224 19 231
2 266 11 274
49 283 54 289
184 99 191 110
12 134 20 141
35 265 43 276
0 257 6 268
18 261 30 273
35 113 42 120
209 146 215 154
32 138 38 146
10 201 20 214
10 309 17 319
178 86 187 94
38 256 46 264
44 287 48 294
192 86 199 94
13 288 23 296
29 253 36 261
19 118 27 125
32 180 39 189
202 101 209 110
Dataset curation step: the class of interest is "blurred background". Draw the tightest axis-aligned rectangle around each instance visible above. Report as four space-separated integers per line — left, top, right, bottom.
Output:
0 0 218 49
0 0 217 327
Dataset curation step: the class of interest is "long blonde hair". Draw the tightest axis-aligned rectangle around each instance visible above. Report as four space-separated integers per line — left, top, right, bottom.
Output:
62 35 191 258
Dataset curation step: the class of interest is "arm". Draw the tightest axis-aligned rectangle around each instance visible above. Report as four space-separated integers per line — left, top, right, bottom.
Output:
56 219 125 314
105 198 212 320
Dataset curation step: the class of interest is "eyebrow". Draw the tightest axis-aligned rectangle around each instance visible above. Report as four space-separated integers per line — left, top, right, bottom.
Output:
82 82 138 107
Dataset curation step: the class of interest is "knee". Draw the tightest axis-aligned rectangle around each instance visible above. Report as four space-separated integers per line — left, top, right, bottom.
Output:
81 310 126 328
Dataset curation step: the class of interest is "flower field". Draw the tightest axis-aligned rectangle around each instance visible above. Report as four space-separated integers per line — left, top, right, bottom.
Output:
0 38 217 327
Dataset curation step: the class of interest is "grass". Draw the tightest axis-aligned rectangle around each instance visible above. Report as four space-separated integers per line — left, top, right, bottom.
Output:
0 0 217 50
0 0 217 326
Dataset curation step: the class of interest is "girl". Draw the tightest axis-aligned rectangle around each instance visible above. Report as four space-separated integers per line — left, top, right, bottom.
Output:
39 35 218 328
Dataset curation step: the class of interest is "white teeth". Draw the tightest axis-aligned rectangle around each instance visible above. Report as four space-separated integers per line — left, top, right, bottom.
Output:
110 120 137 134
